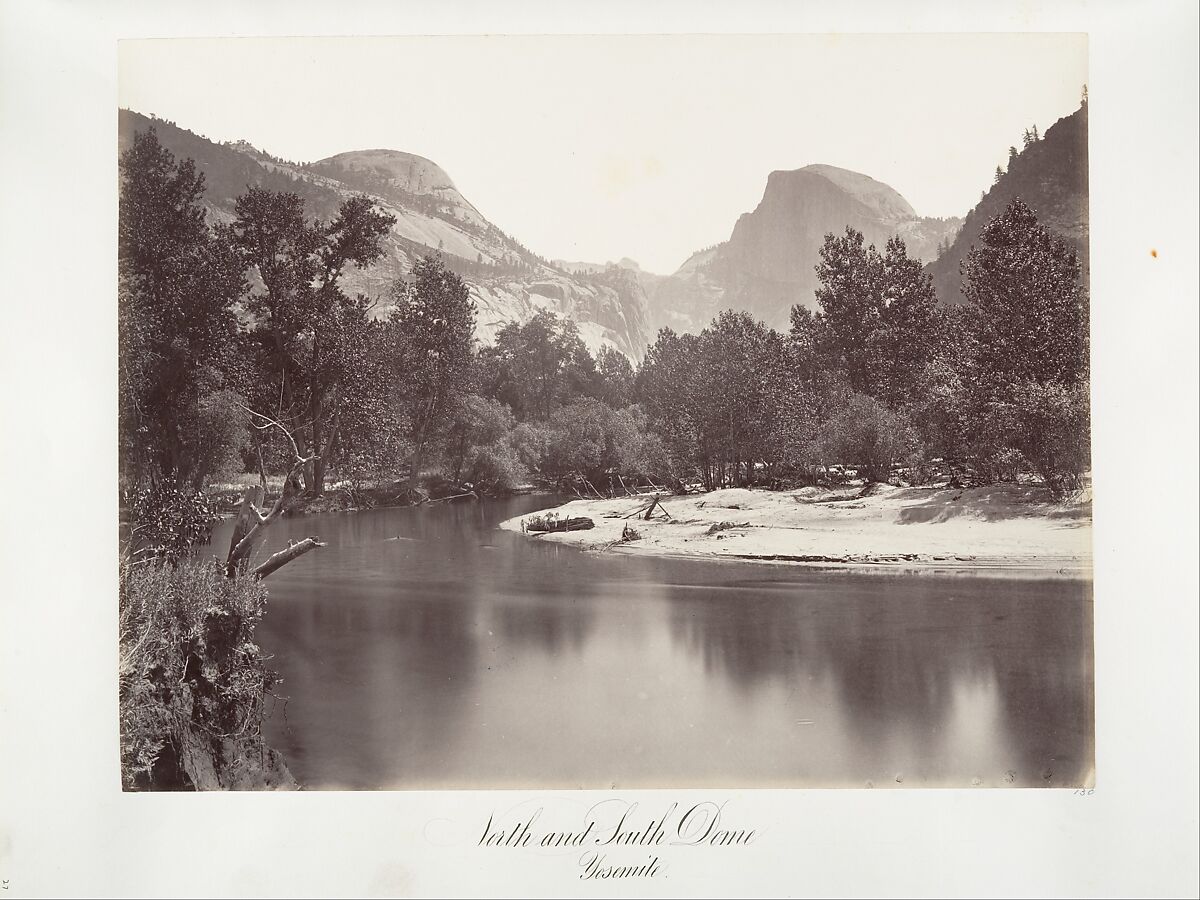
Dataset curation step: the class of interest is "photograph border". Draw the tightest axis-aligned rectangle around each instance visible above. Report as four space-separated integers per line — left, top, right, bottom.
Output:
1 1 1197 897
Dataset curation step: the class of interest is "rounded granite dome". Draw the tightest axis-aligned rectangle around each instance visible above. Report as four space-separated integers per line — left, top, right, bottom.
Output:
798 164 916 222
317 149 459 195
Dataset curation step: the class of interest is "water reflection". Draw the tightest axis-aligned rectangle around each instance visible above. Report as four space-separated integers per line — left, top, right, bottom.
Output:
211 496 1093 789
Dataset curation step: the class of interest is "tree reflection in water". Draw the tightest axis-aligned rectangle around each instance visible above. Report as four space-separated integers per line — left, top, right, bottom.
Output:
216 497 1092 789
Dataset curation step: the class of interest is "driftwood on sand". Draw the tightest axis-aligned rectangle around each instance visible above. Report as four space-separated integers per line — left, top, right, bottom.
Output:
620 496 673 521
523 515 595 533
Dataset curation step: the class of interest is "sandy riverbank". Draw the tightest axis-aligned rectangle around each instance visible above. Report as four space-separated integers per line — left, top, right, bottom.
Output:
499 482 1092 576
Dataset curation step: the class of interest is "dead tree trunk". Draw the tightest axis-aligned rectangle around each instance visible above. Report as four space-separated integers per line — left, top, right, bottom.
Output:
227 485 266 576
224 468 306 577
227 406 325 579
252 537 327 580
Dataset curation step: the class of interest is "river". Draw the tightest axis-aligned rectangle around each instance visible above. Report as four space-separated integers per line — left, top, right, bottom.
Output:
211 494 1093 789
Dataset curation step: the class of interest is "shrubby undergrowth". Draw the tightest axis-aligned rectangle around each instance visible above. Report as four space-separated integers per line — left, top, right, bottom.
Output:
119 557 293 790
125 480 219 561
120 480 293 790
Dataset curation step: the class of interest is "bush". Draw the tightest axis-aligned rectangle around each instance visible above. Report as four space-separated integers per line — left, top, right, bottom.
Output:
444 394 516 481
971 446 1026 484
463 441 528 492
1007 379 1090 496
126 480 220 562
814 393 923 483
508 421 553 472
541 399 671 482
119 558 292 790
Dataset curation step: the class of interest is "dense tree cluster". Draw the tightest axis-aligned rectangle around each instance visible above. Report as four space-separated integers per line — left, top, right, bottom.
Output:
121 128 1090 504
632 206 1088 494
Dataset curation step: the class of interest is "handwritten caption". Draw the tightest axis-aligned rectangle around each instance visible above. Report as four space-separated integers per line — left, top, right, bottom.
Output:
477 800 756 881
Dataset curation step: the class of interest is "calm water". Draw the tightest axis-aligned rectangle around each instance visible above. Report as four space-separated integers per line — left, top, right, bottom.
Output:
211 495 1094 789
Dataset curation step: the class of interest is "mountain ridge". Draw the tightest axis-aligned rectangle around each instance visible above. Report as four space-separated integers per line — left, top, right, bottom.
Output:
119 103 1087 353
118 109 653 361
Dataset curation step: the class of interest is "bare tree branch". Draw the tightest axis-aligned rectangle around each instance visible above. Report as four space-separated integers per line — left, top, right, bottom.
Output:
252 537 327 580
236 402 312 465
225 406 323 577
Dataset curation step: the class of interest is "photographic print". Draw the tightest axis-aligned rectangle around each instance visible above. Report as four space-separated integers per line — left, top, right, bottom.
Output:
116 33 1094 792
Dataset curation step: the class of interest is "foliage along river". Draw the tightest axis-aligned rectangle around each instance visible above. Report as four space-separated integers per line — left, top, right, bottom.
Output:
211 494 1093 789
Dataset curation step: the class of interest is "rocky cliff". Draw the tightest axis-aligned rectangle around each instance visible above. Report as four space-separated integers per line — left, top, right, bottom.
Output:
647 164 962 333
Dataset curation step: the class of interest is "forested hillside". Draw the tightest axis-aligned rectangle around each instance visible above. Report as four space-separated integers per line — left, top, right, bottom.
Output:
927 102 1089 303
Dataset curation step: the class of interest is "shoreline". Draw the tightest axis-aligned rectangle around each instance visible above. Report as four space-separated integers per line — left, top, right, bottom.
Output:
499 482 1092 579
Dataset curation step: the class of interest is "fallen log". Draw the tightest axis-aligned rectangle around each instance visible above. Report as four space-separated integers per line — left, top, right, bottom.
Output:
525 515 595 533
252 537 327 580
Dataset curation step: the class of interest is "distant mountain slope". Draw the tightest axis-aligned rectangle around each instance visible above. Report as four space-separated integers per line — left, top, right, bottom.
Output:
117 110 652 360
926 103 1089 303
553 257 667 305
647 164 962 333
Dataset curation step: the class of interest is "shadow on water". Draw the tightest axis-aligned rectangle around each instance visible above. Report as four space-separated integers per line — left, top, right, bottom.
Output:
210 495 1094 789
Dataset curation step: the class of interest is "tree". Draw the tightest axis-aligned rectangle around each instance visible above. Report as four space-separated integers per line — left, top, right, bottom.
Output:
231 188 395 495
961 197 1091 494
321 317 406 490
563 332 604 400
118 128 247 488
543 399 666 487
994 165 1004 184
811 227 886 393
905 305 974 461
639 313 794 489
487 311 593 420
962 197 1089 390
637 327 705 481
385 255 477 492
867 238 944 407
1005 379 1091 495
694 310 793 487
594 345 636 408
445 394 515 482
808 230 942 406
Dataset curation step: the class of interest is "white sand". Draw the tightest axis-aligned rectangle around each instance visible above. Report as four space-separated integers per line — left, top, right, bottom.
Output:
499 483 1092 576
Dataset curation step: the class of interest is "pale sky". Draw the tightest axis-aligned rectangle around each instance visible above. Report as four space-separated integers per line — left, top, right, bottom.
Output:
119 34 1086 274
